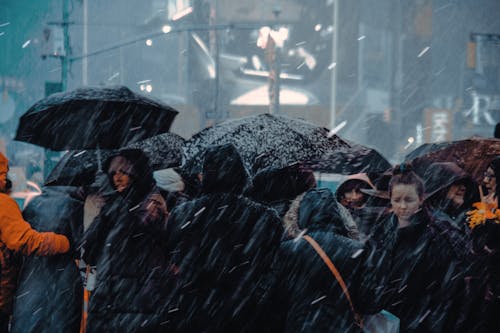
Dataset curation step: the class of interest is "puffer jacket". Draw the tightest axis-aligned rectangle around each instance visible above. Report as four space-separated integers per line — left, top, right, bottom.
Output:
0 153 70 314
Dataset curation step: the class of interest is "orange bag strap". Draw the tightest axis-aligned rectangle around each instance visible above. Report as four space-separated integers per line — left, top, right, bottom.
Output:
302 234 364 329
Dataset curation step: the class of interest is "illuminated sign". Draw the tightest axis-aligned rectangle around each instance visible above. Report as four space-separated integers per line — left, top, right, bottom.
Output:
424 108 453 142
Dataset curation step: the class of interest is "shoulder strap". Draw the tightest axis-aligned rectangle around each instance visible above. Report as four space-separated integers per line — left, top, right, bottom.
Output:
302 234 364 329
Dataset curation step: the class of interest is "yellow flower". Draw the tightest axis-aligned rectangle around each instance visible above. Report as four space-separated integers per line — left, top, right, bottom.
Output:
466 202 500 230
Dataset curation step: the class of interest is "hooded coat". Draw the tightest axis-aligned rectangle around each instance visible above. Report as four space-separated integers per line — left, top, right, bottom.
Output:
82 149 168 333
247 164 360 240
335 174 384 238
11 186 83 333
158 144 284 332
262 188 384 333
0 153 69 316
370 209 466 332
423 162 479 233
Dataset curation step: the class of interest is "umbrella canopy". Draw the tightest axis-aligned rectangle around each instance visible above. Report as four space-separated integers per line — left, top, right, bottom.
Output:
304 143 392 175
45 133 185 186
183 113 350 174
405 136 500 182
15 86 178 150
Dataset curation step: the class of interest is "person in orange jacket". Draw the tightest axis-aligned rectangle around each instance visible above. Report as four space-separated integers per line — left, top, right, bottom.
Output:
0 152 70 332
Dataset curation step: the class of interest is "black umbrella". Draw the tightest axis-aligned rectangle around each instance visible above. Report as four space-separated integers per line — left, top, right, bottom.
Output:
45 133 185 186
15 86 179 150
126 132 185 170
304 143 392 175
183 113 350 174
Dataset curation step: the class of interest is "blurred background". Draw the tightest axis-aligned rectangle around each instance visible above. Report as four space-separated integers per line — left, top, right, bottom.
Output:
1 0 500 191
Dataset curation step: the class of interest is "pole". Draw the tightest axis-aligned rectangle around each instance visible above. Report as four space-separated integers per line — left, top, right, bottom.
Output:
329 0 339 129
44 0 70 180
61 0 70 90
266 36 279 114
266 7 282 115
82 0 88 85
214 17 221 122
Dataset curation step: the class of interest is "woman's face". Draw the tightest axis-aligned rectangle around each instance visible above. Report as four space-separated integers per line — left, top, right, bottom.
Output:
340 189 365 210
108 156 135 192
391 184 422 227
483 167 496 195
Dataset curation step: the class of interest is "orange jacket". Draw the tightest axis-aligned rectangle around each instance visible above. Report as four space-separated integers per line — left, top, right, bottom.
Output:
0 193 70 313
0 193 70 256
0 152 70 313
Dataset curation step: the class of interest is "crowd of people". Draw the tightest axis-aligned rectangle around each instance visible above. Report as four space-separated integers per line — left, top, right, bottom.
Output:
0 144 499 332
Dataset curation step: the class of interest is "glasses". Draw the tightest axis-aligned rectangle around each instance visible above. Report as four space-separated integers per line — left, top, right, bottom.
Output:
484 172 495 179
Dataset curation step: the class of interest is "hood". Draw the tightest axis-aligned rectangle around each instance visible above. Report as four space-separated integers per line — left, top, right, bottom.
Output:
335 173 375 202
246 162 316 203
103 148 155 204
154 168 185 193
0 152 8 174
201 143 249 195
298 188 350 236
423 162 477 202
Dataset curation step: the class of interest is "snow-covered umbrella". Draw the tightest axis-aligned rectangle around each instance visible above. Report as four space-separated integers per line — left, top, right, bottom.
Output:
15 85 179 150
405 136 500 182
183 113 350 174
45 133 185 186
304 143 392 175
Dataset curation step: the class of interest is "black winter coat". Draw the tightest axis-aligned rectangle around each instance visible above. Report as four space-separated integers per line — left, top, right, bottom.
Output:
156 143 284 332
370 210 466 333
82 149 168 333
262 189 383 333
158 193 283 332
82 192 168 333
11 186 83 333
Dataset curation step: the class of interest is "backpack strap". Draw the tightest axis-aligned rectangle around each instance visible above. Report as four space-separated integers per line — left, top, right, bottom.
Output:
302 234 364 329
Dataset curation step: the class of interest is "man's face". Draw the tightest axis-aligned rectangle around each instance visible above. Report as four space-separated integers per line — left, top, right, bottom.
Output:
446 183 466 208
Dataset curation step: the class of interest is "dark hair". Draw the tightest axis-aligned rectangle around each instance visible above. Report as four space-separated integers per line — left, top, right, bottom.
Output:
490 156 500 206
495 122 500 139
335 179 371 203
389 163 425 199
103 148 155 204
